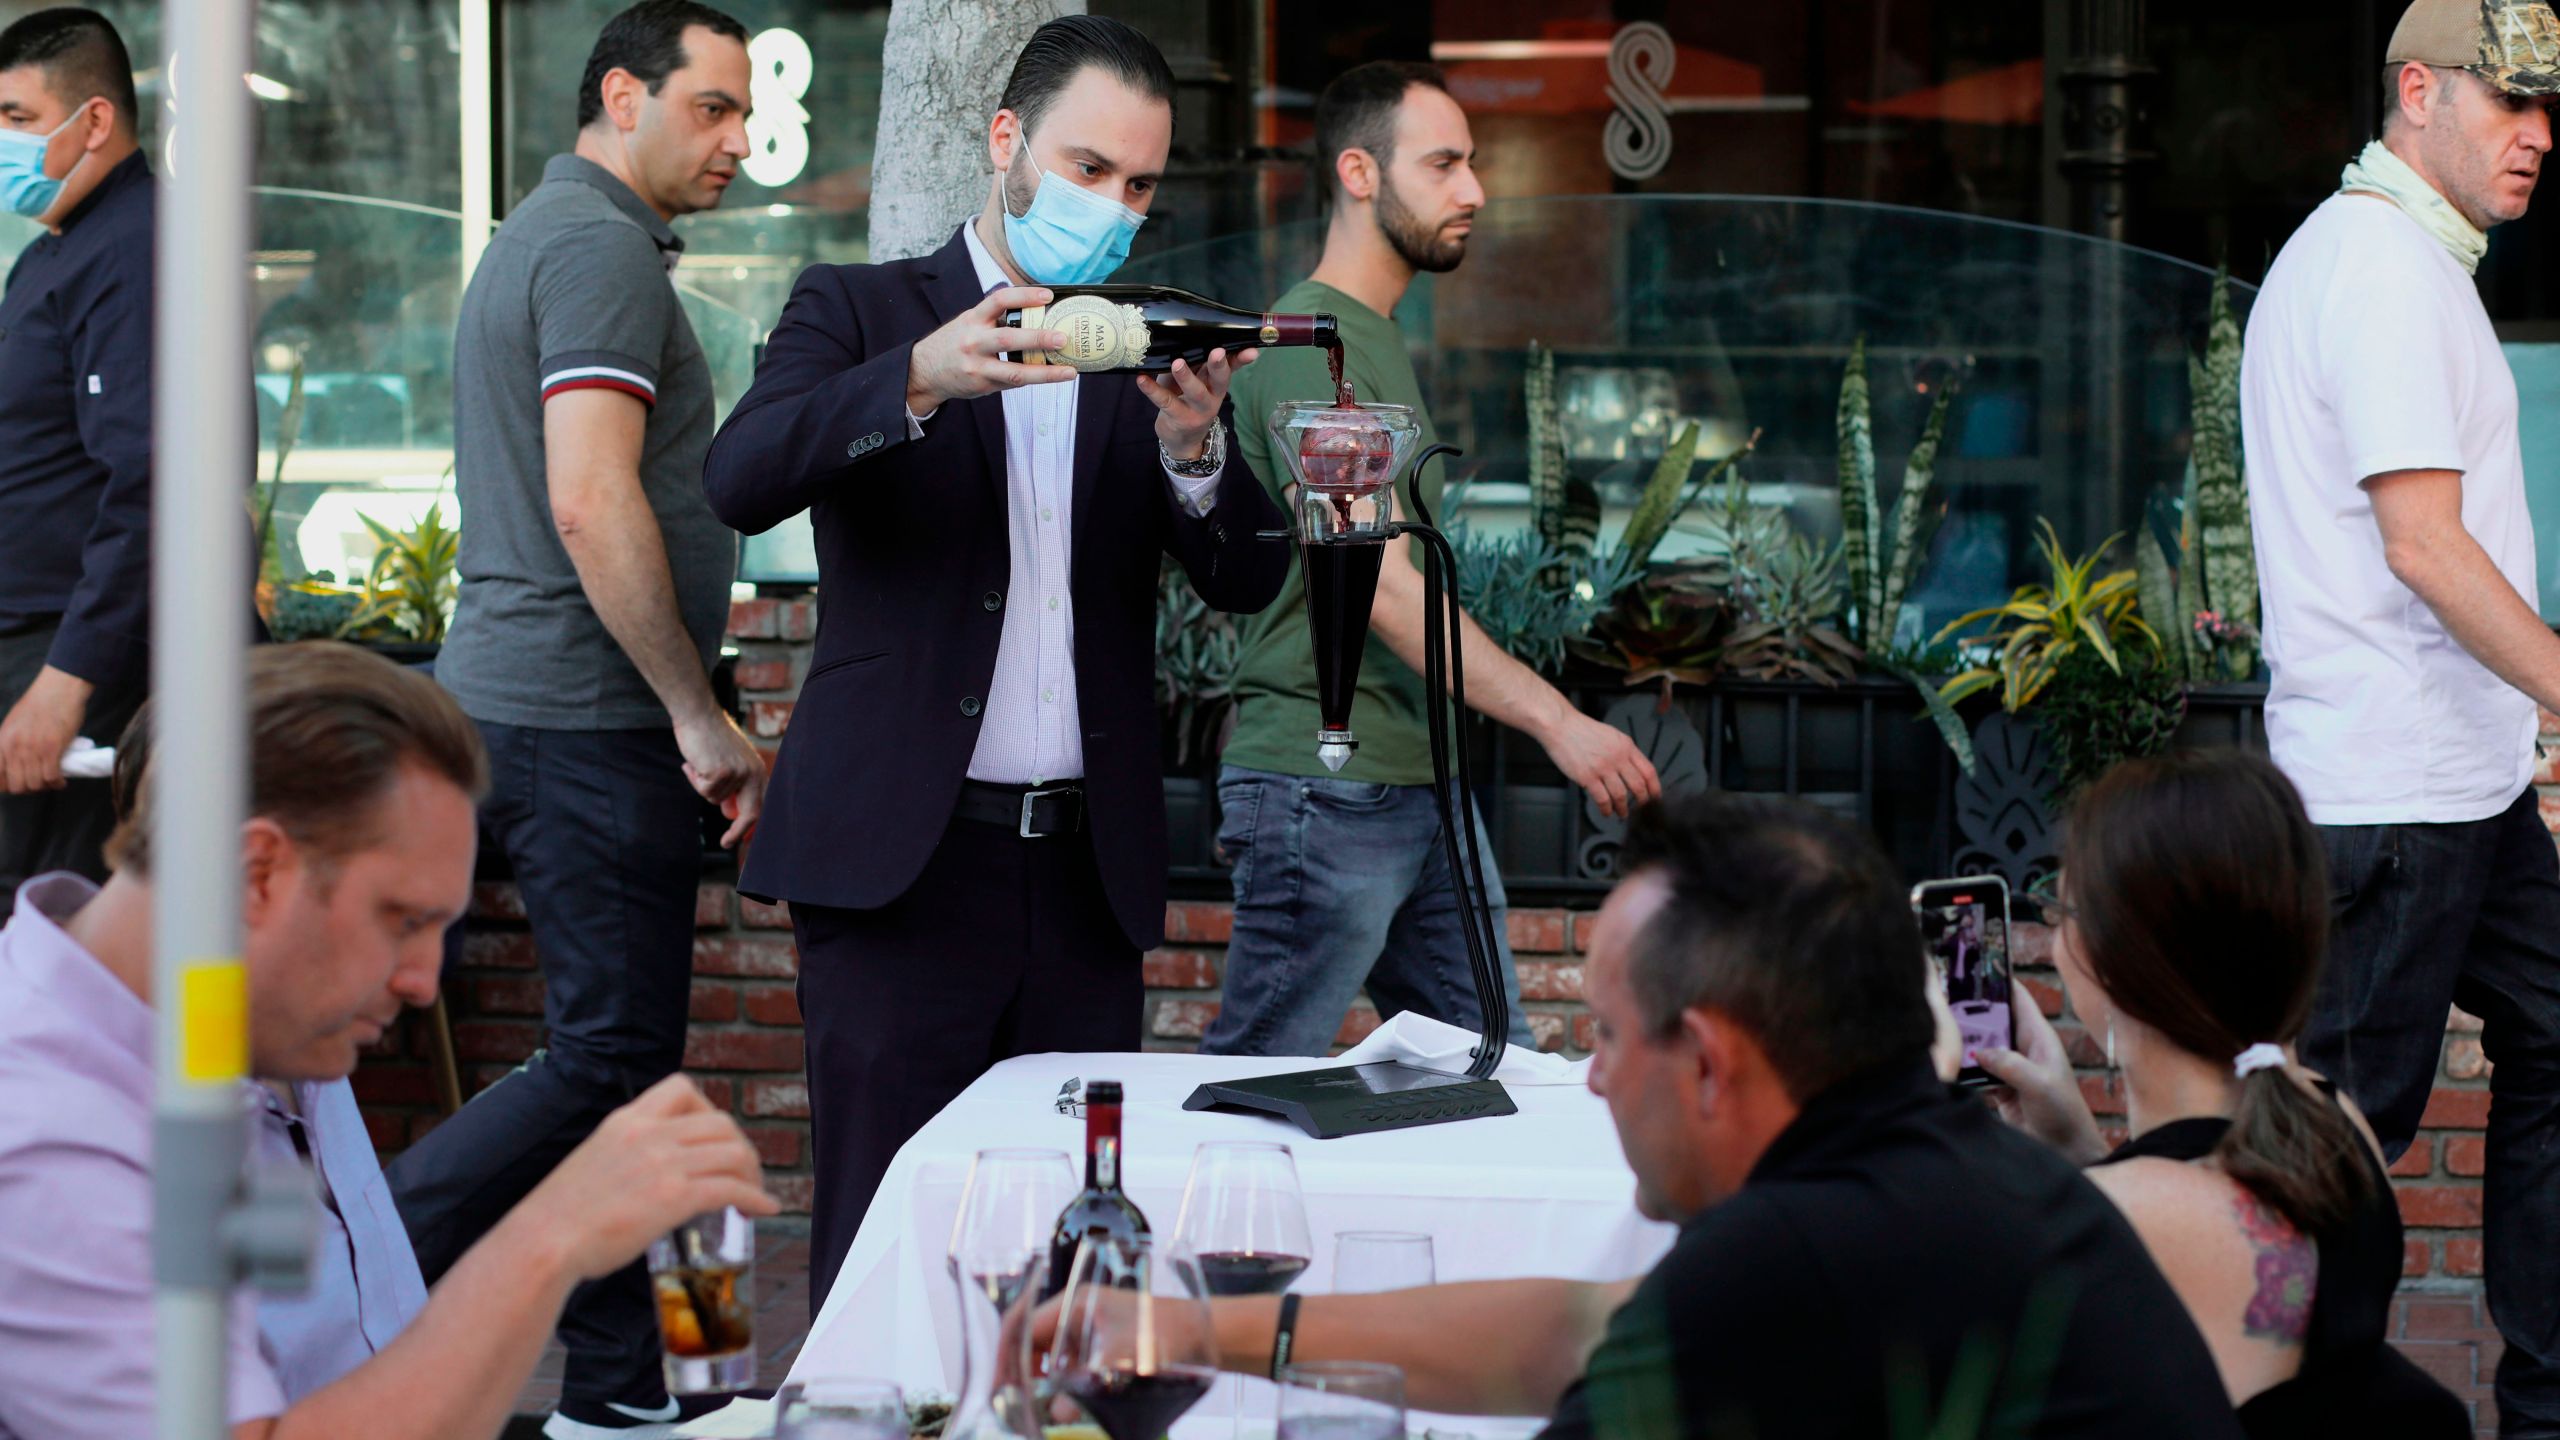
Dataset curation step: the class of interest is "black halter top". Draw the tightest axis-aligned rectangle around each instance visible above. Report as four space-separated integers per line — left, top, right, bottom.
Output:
2093 1089 2464 1438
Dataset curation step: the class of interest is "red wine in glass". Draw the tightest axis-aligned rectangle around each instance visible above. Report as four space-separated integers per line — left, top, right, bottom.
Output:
1297 425 1394 495
1186 1251 1310 1297
1060 1364 1218 1440
1297 422 1394 534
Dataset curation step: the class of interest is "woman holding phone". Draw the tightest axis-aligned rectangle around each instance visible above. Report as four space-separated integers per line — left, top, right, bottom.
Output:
1977 748 2464 1438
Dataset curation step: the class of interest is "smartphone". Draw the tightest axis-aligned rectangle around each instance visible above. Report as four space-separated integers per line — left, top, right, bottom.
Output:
1912 875 2014 1088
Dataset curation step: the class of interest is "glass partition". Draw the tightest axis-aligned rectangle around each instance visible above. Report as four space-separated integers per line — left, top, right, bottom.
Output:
242 192 769 586
0 0 875 590
2508 344 2560 620
1144 194 2251 634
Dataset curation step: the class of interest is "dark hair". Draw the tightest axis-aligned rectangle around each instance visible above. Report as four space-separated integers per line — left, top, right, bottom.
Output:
996 14 1176 140
2063 749 2374 1235
0 7 138 127
109 642 489 879
577 0 748 130
1312 60 1450 213
1617 792 1937 1102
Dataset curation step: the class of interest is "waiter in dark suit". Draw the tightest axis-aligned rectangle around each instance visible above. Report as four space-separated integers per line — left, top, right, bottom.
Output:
701 14 1287 1311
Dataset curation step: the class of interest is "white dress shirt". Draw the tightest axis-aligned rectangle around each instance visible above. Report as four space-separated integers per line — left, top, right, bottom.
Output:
923 220 1223 786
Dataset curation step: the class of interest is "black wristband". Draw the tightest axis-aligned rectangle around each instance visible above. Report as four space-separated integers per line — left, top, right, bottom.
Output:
1269 1292 1304 1380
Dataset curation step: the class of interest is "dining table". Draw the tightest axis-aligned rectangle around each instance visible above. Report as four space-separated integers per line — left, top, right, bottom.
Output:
772 1033 1678 1438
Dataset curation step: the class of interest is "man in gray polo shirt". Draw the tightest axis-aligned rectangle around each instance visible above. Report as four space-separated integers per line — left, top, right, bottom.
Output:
384 5 763 1435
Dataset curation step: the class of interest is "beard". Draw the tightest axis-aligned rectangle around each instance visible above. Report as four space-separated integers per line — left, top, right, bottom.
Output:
1375 173 1469 274
1002 142 1042 218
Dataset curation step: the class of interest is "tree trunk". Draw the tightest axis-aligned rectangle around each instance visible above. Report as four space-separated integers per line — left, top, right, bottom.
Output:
868 0 1082 263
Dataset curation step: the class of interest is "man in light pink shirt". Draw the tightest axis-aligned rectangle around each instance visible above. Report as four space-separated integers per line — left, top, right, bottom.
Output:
0 643 775 1440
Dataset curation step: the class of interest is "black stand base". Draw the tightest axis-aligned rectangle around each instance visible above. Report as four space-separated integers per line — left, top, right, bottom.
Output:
1182 1062 1515 1140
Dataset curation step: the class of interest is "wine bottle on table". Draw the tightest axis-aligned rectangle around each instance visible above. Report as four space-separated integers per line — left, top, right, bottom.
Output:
1003 285 1340 379
1047 1080 1150 1297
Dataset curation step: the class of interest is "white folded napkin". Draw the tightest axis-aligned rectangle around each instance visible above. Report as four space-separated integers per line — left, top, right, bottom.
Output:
1333 1011 1590 1087
672 1395 774 1437
59 738 115 780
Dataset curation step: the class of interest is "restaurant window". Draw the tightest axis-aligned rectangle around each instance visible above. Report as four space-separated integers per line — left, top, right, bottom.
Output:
0 0 467 588
0 0 892 590
500 0 890 584
1223 1 2560 620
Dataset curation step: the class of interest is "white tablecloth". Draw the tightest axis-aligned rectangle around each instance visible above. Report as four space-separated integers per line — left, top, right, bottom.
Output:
787 1050 1675 1429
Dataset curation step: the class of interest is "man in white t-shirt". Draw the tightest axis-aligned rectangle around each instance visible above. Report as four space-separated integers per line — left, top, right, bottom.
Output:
2242 2 2560 1431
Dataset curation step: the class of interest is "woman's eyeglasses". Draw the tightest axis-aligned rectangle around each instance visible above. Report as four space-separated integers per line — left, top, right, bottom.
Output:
2026 875 2078 928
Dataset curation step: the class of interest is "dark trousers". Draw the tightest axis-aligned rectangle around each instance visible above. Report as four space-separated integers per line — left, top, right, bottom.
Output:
0 623 142 894
385 722 702 1412
794 811 1141 1315
2305 789 2560 1437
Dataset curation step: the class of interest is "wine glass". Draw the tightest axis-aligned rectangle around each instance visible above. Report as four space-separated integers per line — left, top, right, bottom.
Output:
1332 1231 1434 1294
776 1377 907 1440
948 1149 1077 1440
1278 1362 1406 1440
1174 1143 1314 1435
1051 1235 1221 1440
951 1148 1079 1307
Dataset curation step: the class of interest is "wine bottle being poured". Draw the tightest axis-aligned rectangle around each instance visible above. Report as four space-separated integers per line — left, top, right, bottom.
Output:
1046 1080 1150 1297
1002 285 1339 377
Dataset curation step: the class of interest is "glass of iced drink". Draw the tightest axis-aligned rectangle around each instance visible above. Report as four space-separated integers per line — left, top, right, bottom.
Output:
647 1206 757 1394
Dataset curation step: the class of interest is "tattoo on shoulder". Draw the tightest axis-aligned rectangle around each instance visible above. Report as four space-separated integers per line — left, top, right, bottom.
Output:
2235 1187 2316 1344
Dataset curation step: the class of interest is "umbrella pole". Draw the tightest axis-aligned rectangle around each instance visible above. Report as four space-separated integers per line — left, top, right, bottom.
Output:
153 3 257 1435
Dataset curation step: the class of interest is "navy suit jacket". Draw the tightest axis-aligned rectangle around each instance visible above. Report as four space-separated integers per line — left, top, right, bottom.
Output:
702 227 1289 949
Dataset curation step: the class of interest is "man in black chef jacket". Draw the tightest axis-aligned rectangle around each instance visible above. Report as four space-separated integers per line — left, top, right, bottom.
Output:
701 14 1288 1312
0 8 154 894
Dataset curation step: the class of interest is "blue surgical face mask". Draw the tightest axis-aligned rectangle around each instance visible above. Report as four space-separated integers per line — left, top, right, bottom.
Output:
999 148 1145 287
0 99 98 220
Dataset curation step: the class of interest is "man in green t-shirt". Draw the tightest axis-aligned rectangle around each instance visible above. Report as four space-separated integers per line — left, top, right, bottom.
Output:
1206 62 1660 1057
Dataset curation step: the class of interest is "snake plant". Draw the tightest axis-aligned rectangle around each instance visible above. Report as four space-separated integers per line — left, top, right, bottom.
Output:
1837 336 1959 647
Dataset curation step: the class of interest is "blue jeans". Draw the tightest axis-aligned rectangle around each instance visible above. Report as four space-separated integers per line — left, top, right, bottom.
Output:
1201 764 1535 1057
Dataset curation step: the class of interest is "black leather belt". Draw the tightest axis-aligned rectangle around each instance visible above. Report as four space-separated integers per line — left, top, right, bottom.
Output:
956 779 1085 838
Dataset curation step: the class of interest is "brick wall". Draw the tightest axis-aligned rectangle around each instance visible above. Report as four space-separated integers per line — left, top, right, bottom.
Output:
349 598 2500 1294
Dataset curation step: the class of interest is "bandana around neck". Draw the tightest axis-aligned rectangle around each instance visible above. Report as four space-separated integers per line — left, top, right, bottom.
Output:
2340 139 2490 275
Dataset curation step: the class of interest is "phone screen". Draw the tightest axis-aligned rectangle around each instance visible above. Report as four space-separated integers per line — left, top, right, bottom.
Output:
1915 879 2013 1084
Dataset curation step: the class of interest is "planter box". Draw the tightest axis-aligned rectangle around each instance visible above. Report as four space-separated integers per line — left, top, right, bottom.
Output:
1164 674 2270 906
1479 675 1964 902
1165 775 1219 879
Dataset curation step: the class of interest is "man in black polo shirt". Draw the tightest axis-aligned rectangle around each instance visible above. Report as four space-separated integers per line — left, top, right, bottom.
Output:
0 9 151 892
1168 793 2243 1438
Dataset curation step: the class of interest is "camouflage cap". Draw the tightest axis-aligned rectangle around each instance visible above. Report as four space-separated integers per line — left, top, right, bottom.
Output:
2389 0 2560 96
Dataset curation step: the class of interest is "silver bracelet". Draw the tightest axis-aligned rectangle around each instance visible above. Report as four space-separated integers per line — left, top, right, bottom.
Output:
1161 419 1225 478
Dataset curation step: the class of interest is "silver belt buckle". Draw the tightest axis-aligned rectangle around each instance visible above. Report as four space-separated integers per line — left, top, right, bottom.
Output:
1019 784 1073 838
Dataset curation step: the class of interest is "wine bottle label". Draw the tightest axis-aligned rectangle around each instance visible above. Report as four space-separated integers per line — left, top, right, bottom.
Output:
1024 295 1150 372
1260 317 1280 345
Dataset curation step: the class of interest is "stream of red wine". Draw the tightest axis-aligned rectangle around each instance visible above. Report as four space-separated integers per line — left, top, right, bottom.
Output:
1312 339 1366 525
